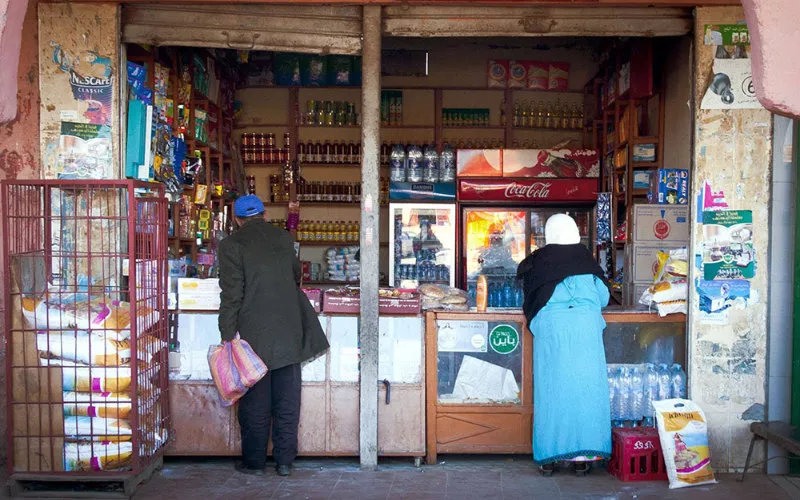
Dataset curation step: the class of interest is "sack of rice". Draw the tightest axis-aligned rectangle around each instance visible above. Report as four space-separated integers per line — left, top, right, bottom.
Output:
652 399 717 489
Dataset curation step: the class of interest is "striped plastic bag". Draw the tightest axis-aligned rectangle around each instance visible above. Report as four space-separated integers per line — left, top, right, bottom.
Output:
231 334 268 387
208 334 267 407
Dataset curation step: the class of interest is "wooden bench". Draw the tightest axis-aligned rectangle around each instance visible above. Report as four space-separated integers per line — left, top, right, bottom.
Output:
739 421 800 481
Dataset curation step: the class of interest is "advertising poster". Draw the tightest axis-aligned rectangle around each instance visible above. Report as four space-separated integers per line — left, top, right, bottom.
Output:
697 279 751 314
56 122 113 179
702 210 754 280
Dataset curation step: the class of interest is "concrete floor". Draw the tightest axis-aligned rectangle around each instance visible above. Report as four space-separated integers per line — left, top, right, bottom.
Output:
129 456 796 500
4 456 797 499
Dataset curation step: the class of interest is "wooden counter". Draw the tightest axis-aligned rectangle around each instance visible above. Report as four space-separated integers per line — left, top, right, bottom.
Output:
424 309 685 464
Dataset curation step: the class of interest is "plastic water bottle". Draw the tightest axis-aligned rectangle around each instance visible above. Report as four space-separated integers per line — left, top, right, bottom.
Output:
390 144 407 182
608 366 620 425
643 363 658 427
618 367 632 424
515 285 524 308
503 280 514 308
630 366 644 424
671 363 687 399
657 363 672 401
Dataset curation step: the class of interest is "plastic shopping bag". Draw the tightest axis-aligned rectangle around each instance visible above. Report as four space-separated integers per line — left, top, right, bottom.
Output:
653 399 717 489
231 334 268 387
208 334 268 407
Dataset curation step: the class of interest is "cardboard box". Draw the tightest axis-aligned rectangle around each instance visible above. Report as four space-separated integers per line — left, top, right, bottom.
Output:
456 149 503 177
648 168 689 205
507 60 527 88
323 289 360 314
632 205 689 243
302 288 322 313
526 61 549 90
177 278 221 311
629 242 686 283
633 171 651 190
487 60 508 88
633 143 656 162
379 289 421 315
625 282 653 307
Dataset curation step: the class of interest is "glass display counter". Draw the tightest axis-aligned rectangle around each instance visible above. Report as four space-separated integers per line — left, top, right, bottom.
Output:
167 311 425 458
424 309 686 464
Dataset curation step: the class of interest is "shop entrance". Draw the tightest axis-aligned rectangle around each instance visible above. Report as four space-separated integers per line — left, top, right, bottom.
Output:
117 3 693 465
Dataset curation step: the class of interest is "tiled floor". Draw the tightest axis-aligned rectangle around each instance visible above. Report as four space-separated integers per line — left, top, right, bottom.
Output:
128 456 795 500
3 456 796 499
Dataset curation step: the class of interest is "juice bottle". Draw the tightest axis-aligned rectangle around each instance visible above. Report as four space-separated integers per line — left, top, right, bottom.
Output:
476 275 488 312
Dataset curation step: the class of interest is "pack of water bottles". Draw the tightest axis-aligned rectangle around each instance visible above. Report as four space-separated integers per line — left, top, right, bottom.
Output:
607 363 686 427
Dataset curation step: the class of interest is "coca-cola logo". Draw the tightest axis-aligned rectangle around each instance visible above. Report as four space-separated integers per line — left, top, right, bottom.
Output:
504 182 552 199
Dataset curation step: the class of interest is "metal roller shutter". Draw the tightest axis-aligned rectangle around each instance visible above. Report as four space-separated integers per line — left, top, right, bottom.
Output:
382 6 692 38
122 4 363 55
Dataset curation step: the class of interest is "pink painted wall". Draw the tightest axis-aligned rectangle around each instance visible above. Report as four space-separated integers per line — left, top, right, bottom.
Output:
0 0 39 464
742 0 800 118
0 0 29 123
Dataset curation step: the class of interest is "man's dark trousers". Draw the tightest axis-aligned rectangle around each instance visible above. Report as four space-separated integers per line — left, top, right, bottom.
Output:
238 363 302 469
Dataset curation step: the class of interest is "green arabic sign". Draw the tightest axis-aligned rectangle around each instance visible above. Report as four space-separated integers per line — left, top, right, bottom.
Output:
489 324 519 355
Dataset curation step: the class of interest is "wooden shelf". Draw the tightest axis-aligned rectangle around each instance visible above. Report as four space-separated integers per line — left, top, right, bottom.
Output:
513 127 583 133
298 241 390 247
632 162 658 169
298 124 360 129
234 123 288 130
632 189 649 197
244 163 362 168
383 125 435 129
444 125 504 130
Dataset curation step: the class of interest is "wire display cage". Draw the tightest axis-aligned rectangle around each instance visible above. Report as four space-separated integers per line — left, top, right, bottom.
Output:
2 180 170 480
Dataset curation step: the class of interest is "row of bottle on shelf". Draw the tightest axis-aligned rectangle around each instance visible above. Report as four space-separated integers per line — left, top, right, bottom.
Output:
263 175 390 204
301 100 359 127
241 132 292 164
395 264 451 283
467 278 524 308
297 221 361 243
608 364 686 427
389 144 456 184
508 101 584 130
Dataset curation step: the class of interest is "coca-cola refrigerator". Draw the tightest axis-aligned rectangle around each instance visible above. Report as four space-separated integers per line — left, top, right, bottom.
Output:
458 177 598 308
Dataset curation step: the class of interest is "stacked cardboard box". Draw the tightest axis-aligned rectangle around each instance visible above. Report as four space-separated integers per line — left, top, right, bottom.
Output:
626 205 690 305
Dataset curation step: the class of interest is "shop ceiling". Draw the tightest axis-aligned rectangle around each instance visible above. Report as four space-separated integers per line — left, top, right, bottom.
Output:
121 3 700 53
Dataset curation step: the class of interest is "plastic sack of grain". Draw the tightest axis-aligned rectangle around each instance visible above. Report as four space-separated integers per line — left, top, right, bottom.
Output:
53 362 132 393
64 442 133 472
653 399 717 489
63 391 132 419
64 416 133 442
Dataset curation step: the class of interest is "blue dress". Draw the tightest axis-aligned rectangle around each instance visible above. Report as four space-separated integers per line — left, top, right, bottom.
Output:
529 274 611 464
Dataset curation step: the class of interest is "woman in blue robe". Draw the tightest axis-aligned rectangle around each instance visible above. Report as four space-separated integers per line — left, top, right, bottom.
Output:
516 214 611 475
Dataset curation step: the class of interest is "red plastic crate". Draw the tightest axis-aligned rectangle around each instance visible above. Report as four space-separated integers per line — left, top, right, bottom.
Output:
608 427 668 482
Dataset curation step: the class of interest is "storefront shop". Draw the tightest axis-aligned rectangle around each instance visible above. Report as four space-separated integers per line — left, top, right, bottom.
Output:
2 1 776 488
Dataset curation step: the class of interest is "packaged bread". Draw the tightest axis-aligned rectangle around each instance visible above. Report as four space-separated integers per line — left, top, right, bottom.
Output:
419 284 446 298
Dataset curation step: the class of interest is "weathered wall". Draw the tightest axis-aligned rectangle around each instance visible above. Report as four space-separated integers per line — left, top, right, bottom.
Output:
690 6 772 472
0 0 40 464
741 0 800 118
38 2 120 179
0 0 30 123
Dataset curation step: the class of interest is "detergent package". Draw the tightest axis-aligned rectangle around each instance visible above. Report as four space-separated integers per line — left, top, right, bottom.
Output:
652 399 717 489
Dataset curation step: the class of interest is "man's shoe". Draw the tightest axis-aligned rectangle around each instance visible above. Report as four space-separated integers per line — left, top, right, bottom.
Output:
235 461 265 476
276 464 292 477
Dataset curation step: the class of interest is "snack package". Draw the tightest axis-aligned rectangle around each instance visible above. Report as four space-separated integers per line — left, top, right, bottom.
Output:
487 60 508 88
526 61 549 90
652 399 717 489
655 248 689 283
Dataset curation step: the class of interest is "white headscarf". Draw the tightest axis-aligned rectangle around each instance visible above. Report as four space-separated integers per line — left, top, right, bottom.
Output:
544 213 581 246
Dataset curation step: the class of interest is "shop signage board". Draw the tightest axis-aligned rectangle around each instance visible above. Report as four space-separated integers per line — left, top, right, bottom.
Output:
458 178 598 202
437 320 488 353
489 324 520 355
389 182 456 200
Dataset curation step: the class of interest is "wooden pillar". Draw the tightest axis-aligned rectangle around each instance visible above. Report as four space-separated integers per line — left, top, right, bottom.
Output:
359 4 381 471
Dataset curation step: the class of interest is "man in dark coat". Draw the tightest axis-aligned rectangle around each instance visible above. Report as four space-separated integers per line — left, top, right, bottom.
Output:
218 194 329 477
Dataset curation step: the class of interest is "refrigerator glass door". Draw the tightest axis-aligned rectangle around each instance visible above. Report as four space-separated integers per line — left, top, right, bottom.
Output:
529 209 593 253
389 203 457 288
463 209 527 308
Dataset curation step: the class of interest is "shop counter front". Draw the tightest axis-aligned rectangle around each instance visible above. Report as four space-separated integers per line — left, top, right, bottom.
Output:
424 308 686 464
166 311 425 458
